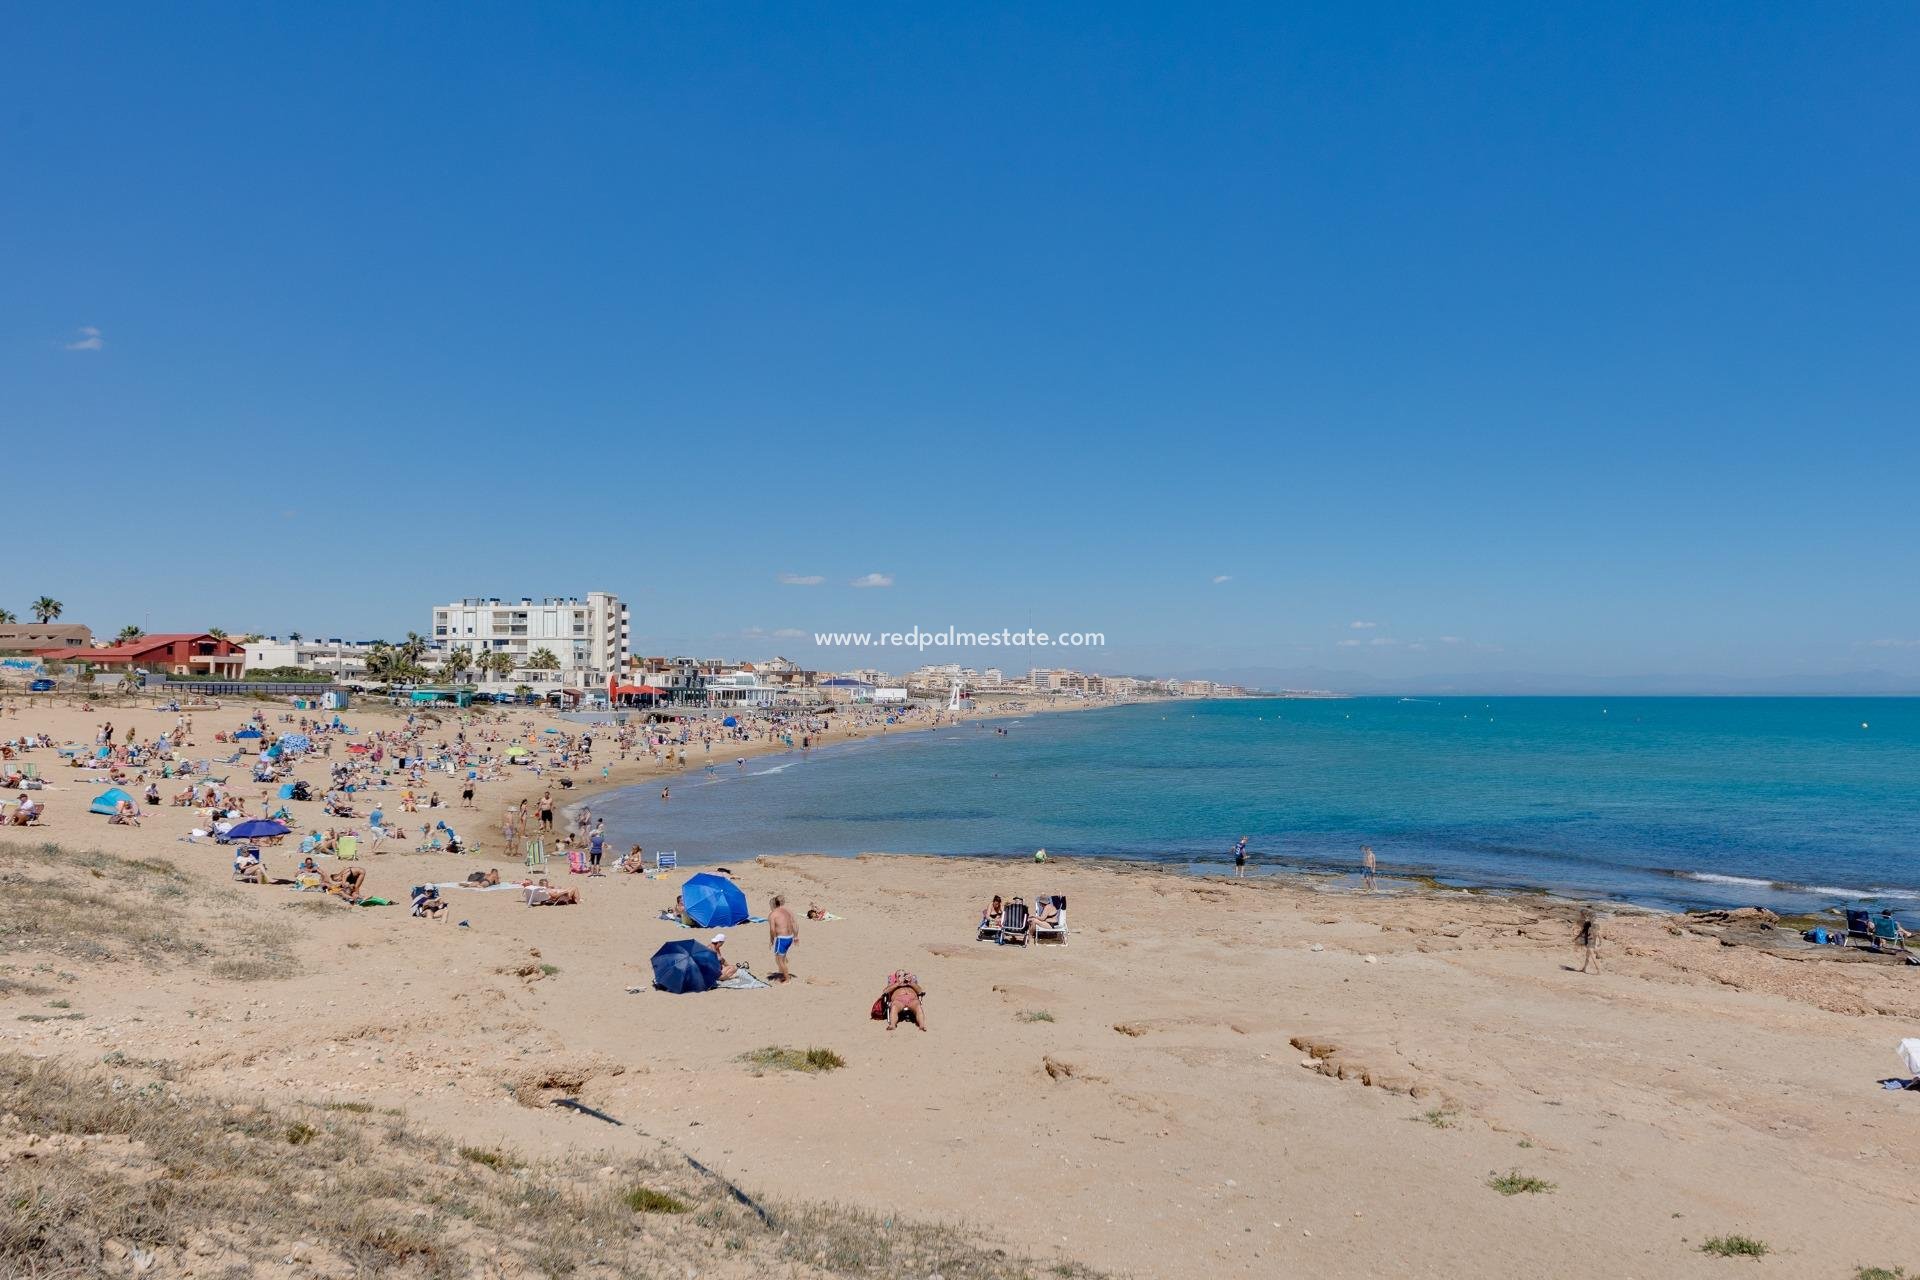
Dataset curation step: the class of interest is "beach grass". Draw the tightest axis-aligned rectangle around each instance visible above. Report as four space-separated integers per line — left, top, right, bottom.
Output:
1488 1170 1554 1196
1854 1268 1911 1280
624 1186 689 1213
0 1052 1084 1279
0 840 293 979
1019 1009 1056 1022
1700 1235 1770 1258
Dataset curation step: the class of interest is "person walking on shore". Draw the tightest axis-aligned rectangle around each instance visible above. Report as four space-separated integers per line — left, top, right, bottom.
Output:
1575 908 1601 973
1360 844 1377 892
1234 836 1248 878
768 894 798 983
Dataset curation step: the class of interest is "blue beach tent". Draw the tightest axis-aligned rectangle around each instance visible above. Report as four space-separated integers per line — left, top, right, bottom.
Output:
89 787 135 815
680 872 749 928
226 819 290 841
651 939 722 994
722 716 738 727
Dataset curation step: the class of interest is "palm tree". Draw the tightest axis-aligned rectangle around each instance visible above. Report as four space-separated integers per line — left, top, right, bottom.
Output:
207 627 227 640
240 633 263 644
444 645 474 682
528 647 560 672
116 625 145 644
485 650 518 681
513 684 532 698
31 597 62 623
399 632 430 665
0 609 15 624
288 631 303 643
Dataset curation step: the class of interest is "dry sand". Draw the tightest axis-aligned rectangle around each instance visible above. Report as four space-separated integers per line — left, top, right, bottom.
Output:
4 693 1919 1277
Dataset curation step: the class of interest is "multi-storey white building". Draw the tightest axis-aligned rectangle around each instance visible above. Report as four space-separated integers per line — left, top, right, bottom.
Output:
431 594 631 690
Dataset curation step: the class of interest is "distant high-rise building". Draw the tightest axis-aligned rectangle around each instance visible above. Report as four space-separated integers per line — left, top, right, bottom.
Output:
431 593 630 688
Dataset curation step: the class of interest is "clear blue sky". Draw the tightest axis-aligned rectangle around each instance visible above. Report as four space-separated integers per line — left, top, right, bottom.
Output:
6 4 1917 688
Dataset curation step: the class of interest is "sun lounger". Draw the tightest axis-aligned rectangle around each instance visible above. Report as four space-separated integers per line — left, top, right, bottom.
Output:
998 899 1030 946
1034 894 1068 945
977 915 1004 942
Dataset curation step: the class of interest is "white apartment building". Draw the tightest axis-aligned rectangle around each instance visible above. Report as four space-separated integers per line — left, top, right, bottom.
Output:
244 638 389 678
431 594 631 689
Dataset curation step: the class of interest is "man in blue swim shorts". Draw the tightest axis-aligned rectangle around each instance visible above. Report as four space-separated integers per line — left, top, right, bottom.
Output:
767 894 799 984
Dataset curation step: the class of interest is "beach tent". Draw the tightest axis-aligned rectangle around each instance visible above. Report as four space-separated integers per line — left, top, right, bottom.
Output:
651 939 722 994
263 745 283 760
681 872 749 929
277 783 300 799
89 787 135 815
722 716 738 727
226 819 290 841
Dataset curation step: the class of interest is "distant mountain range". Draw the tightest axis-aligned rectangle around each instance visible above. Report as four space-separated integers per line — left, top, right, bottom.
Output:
1188 666 1920 697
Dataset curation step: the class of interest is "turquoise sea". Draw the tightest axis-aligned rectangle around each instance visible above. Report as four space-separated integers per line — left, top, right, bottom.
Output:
592 697 1920 915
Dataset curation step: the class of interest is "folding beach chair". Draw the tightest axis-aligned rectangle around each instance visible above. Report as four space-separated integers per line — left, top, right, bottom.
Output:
998 899 1030 946
655 850 677 872
1845 909 1877 949
334 836 360 862
1871 914 1914 957
524 837 547 869
1033 894 1068 945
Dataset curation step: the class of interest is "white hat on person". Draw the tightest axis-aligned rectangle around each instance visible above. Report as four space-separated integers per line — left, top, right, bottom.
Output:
710 932 726 943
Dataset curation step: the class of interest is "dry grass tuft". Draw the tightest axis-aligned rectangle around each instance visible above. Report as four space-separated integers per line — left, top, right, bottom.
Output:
740 1045 846 1074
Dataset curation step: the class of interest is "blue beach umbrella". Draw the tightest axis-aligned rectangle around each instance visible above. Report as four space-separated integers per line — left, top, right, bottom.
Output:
722 716 738 727
234 728 263 740
651 939 722 994
680 872 749 928
89 787 136 815
280 733 312 752
226 819 291 840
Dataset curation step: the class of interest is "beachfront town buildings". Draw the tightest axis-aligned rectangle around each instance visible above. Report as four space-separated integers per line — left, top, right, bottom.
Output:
431 593 631 691
37 632 248 679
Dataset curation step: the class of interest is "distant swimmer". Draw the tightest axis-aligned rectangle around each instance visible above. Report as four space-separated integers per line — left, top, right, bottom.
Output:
660 786 670 803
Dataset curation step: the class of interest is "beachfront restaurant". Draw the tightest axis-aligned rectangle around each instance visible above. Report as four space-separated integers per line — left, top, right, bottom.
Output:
702 672 776 708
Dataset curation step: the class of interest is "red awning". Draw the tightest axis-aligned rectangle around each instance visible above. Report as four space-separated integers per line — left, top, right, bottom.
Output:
611 684 668 696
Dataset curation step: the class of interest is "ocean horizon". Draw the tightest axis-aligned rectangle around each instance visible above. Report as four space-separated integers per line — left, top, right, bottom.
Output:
590 696 1920 916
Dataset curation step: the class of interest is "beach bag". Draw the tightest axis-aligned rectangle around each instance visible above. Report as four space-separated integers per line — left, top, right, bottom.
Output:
870 996 886 1021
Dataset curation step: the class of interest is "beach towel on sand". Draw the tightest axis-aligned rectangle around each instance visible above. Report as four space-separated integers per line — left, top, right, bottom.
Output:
716 971 770 989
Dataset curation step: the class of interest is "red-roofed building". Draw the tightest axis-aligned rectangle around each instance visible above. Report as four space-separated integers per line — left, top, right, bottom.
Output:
38 633 247 678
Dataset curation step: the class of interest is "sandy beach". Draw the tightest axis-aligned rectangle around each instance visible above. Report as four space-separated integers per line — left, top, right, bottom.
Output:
4 693 1919 1278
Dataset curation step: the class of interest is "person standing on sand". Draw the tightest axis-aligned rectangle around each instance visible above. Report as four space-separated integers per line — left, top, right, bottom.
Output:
538 791 554 832
1576 908 1601 972
1234 836 1248 877
1361 845 1377 892
768 895 798 983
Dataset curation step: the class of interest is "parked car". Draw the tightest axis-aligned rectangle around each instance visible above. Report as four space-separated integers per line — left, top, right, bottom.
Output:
29 678 55 692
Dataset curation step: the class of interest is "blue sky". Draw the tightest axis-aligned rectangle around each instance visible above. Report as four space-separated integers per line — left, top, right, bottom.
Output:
5 4 1917 688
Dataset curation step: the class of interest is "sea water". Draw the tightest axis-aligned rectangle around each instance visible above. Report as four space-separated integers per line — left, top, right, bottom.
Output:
591 697 1920 915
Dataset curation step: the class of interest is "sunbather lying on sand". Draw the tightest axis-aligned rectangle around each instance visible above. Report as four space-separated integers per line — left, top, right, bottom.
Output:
465 867 502 886
522 878 578 906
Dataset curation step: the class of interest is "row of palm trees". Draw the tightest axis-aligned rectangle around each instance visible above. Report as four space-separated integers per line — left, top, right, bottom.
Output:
0 597 66 624
364 632 560 686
